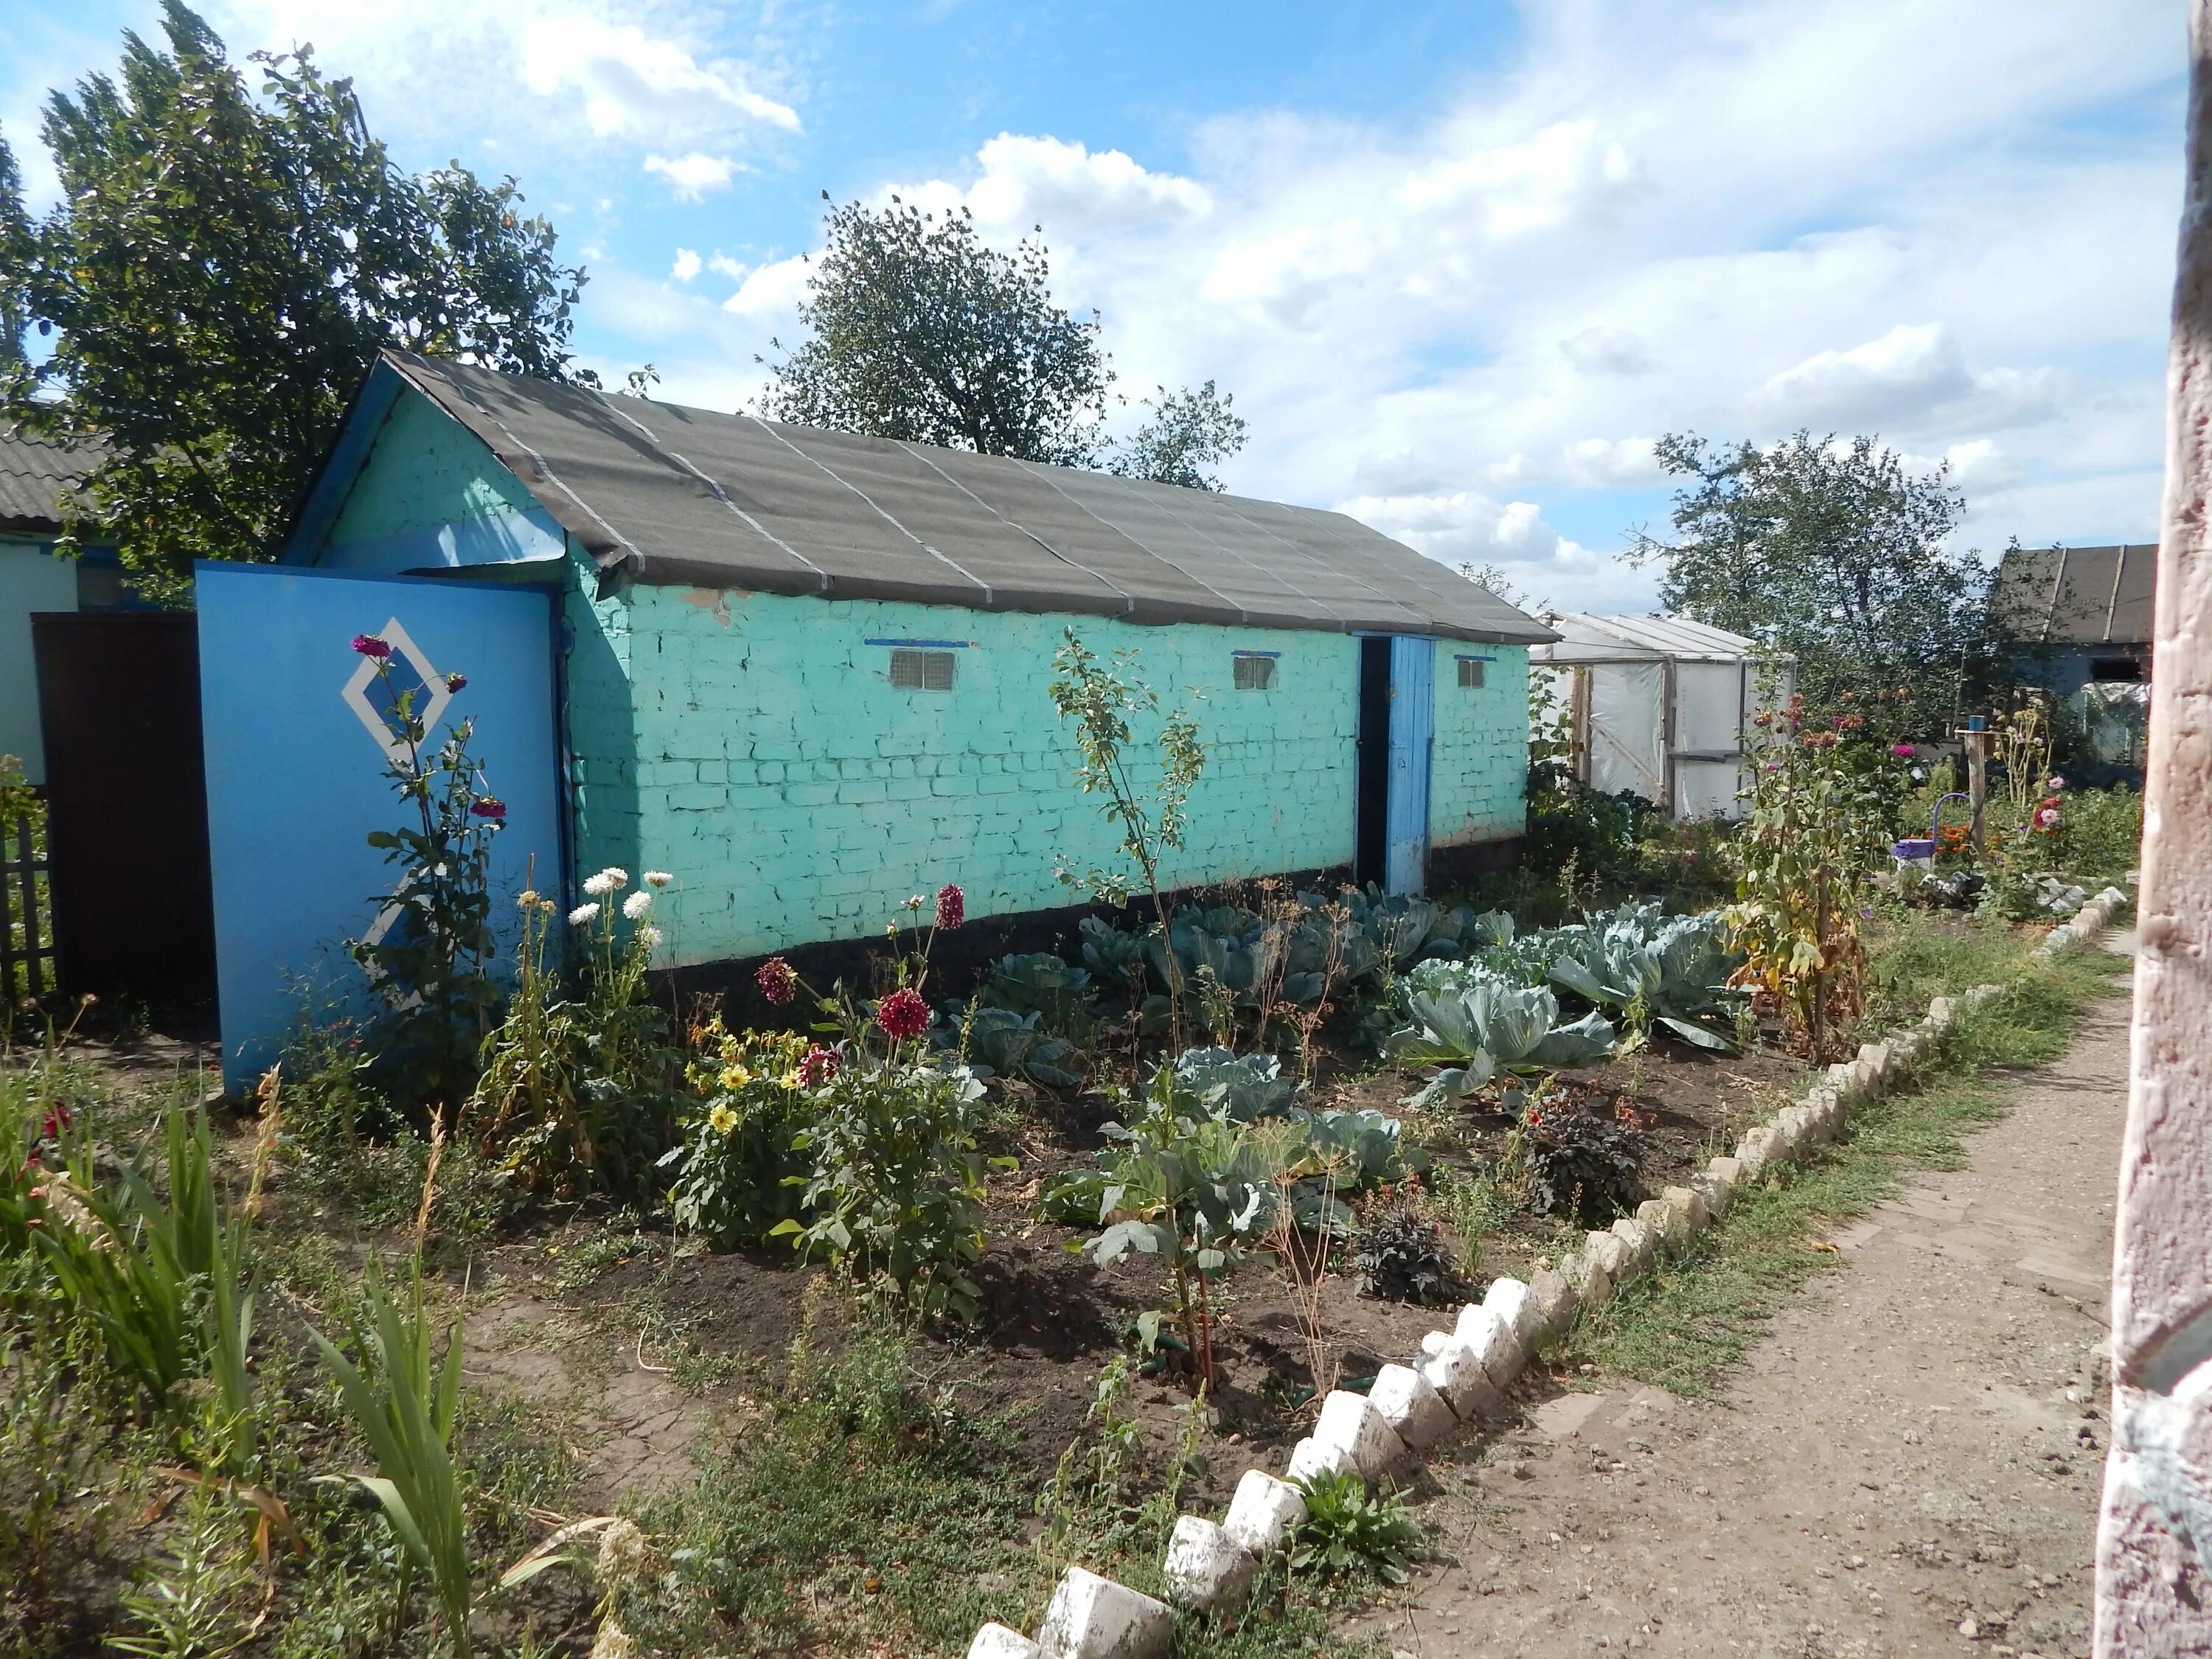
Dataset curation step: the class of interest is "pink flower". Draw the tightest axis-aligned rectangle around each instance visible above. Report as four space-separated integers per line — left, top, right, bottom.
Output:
445 672 467 693
799 1045 841 1086
757 957 798 1006
875 987 931 1041
1891 743 1916 758
2035 806 2061 829
470 797 506 821
351 634 392 660
2047 774 2065 790
935 883 965 930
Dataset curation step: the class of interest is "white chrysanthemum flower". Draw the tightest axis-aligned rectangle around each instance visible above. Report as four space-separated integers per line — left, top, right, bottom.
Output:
583 866 629 896
516 890 539 909
588 1621 636 1659
568 902 601 926
622 891 653 920
595 1517 650 1585
637 925 662 949
643 870 675 888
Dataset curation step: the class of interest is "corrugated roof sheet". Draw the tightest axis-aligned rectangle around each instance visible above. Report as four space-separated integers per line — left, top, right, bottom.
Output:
379 350 1556 644
1531 612 1780 664
1989 543 2156 644
0 425 106 536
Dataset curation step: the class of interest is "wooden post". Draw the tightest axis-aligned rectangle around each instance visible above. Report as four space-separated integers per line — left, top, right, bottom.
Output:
1964 726 1989 852
2097 1 2212 1646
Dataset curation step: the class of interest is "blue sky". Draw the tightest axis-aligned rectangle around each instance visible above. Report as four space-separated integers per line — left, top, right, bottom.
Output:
1 0 2188 612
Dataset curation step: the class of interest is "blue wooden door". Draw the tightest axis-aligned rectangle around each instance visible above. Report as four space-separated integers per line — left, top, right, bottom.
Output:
1385 636 1436 895
196 563 560 1090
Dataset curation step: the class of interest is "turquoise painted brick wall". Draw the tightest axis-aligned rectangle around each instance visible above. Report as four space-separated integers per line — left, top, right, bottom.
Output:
563 576 1531 965
326 391 542 548
1430 644 1529 849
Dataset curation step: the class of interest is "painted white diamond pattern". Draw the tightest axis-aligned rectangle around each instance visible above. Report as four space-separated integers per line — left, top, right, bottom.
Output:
340 616 451 768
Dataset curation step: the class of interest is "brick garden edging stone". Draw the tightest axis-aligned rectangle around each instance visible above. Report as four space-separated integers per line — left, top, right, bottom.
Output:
965 886 2129 1658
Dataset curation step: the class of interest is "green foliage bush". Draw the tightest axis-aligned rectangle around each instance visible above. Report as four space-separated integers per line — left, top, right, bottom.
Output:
1287 1471 1420 1585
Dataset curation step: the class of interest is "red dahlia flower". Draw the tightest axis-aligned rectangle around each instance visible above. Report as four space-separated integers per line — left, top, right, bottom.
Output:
757 957 799 1006
445 672 467 693
470 797 507 820
799 1045 841 1086
875 987 930 1040
936 883 965 930
351 634 392 659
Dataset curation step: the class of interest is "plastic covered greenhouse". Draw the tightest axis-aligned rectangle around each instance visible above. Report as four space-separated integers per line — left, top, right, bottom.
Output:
1531 614 1795 821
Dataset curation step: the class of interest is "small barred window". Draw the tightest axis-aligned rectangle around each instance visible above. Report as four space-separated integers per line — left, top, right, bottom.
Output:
1457 657 1486 689
889 649 956 691
1233 654 1276 690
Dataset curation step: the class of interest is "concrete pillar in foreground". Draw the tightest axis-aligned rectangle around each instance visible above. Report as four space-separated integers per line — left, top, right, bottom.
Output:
2097 3 2212 1648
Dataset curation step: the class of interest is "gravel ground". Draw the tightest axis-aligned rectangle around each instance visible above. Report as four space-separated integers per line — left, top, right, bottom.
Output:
1354 947 2131 1659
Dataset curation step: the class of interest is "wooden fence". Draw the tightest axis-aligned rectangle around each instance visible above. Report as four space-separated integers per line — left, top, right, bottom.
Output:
1 796 55 1002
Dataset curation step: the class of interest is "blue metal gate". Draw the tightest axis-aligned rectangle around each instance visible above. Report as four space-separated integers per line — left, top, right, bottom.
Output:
196 563 560 1090
1385 636 1436 896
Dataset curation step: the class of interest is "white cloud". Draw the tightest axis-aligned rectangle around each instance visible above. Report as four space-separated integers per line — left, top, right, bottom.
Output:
1338 490 1590 567
960 134 1211 232
518 16 799 142
643 151 741 201
1749 321 1973 425
1559 437 1663 490
670 247 702 283
1560 326 1655 377
721 254 810 319
708 252 748 281
1394 119 1641 237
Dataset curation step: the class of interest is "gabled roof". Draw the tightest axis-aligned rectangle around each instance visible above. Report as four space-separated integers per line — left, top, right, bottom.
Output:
366 350 1556 644
1531 612 1783 665
1989 543 2155 646
0 425 107 537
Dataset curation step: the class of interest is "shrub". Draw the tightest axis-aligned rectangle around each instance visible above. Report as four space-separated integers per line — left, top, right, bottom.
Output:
1514 1093 1647 1223
2054 785 2143 882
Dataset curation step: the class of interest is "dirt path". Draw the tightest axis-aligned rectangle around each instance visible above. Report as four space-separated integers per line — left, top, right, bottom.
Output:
1360 962 2130 1659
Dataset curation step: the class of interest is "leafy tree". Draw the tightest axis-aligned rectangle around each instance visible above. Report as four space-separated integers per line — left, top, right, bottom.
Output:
1628 431 1984 743
1107 380 1247 491
0 2 588 601
762 197 1109 466
762 195 1248 482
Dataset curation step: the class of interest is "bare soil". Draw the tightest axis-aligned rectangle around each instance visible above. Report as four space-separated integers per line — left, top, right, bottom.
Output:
1348 950 2130 1659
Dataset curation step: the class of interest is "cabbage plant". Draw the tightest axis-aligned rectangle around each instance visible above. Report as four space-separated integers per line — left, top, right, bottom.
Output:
1546 902 1742 1051
1385 977 1615 1106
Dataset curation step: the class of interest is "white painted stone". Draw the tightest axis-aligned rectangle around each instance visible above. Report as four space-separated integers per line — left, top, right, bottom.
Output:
1565 1251 1613 1312
1285 1435 1357 1486
1735 1127 1778 1180
1693 1158 1739 1217
1927 995 1952 1027
1764 1113 1806 1161
1483 1277 1539 1349
1036 1568 1172 1659
1526 1267 1576 1338
1368 1363 1456 1452
1222 1469 1305 1556
1419 1335 1503 1418
1665 1183 1708 1236
1610 1214 1656 1273
1584 1229 1630 1279
970 1624 1041 1659
1162 1514 1257 1610
1452 1303 1524 1387
1312 1388 1411 1481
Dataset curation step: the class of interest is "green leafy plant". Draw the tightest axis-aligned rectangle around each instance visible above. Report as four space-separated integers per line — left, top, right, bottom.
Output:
1287 1470 1420 1584
109 1484 255 1659
310 1261 473 1659
347 635 505 1113
661 1023 816 1249
969 952 1099 1032
1726 695 1904 1061
1545 900 1744 1051
1048 630 1206 1045
32 1105 260 1469
775 1060 1008 1324
951 1005 1083 1087
1385 975 1614 1105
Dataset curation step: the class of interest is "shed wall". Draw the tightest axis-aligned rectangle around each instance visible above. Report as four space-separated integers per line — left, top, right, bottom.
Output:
562 574 1528 964
1 537 78 784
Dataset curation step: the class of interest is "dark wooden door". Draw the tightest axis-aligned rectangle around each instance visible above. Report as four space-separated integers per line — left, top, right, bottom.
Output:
32 612 217 1009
